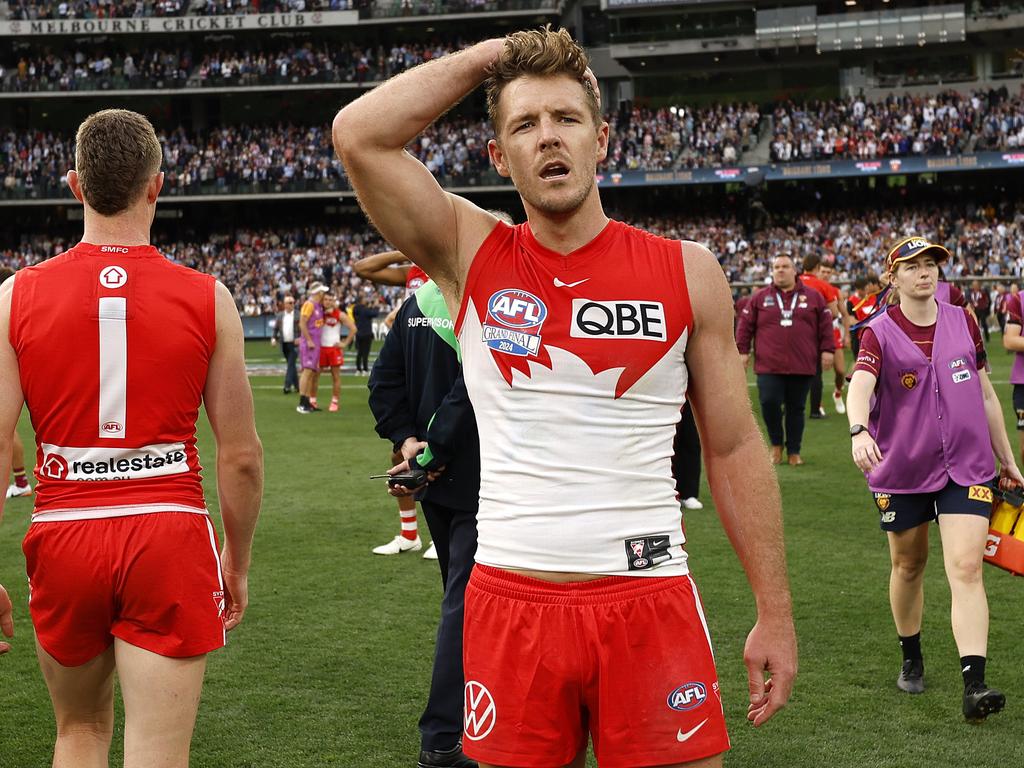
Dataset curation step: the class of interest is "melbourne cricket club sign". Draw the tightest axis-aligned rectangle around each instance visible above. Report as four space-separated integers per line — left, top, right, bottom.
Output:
0 10 357 37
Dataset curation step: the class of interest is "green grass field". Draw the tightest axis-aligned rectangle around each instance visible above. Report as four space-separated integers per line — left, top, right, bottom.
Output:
2 338 1023 767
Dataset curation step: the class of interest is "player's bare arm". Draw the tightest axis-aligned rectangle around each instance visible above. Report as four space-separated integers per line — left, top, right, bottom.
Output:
1002 322 1024 352
352 250 412 287
979 369 1024 487
0 277 25 528
332 41 502 301
204 281 264 632
682 242 797 727
341 312 357 348
0 583 12 654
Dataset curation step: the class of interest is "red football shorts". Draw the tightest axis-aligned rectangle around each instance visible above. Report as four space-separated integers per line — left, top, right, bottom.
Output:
319 346 343 369
23 512 226 667
462 565 730 768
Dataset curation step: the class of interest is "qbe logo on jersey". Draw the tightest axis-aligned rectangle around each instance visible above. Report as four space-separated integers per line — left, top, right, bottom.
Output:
570 299 667 341
482 289 547 357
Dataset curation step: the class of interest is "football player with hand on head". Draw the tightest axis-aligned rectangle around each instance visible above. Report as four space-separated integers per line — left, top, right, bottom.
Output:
335 26 795 768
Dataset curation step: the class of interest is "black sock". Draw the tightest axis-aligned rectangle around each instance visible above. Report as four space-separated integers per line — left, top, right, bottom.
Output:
299 395 309 407
961 655 986 688
899 632 922 662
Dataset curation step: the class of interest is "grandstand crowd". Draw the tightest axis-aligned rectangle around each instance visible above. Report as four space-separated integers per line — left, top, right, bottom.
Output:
2 203 1021 315
3 0 548 19
3 85 1022 199
770 88 1024 161
1 40 467 91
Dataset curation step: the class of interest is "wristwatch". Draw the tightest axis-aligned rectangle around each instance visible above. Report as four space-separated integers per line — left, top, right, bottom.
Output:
850 424 869 437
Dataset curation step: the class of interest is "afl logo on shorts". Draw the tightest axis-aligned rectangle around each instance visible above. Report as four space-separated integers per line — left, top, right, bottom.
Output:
482 289 547 357
463 681 497 741
667 682 707 711
99 265 128 288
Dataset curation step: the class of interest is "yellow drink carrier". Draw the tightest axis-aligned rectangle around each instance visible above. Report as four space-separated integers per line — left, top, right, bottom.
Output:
986 489 1024 576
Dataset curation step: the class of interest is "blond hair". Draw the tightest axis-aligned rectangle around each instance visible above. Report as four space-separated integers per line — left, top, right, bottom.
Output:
75 109 162 216
485 26 599 131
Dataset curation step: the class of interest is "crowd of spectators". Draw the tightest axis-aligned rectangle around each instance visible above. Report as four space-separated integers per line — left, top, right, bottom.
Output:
770 87 1024 162
607 103 761 171
1 40 466 92
0 107 767 200
3 0 551 19
3 203 1022 314
5 0 182 20
0 226 401 315
639 200 1024 286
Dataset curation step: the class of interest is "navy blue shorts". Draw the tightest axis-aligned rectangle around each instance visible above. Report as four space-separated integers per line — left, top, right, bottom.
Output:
873 478 995 533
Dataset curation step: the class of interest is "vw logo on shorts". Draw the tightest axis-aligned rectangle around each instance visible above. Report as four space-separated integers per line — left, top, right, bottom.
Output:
463 681 497 741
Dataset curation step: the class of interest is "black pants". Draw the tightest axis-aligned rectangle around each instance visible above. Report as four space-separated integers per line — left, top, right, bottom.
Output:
758 374 813 454
418 500 478 752
672 403 701 499
809 356 824 415
281 341 299 391
977 309 991 342
355 334 372 372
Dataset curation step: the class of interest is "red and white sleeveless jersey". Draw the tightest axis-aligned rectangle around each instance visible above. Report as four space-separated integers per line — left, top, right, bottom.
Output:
11 242 215 521
455 220 694 576
405 265 428 298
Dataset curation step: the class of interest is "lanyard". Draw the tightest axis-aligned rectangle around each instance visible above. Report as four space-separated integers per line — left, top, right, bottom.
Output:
775 290 799 326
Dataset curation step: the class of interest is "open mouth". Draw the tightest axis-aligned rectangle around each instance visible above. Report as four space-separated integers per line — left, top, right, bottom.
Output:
539 162 570 180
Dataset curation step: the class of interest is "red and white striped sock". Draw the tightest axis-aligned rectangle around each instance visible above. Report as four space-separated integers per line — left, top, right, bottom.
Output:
399 501 418 541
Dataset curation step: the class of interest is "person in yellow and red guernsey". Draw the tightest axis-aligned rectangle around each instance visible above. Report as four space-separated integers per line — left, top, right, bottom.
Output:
847 236 1021 723
0 109 263 766
334 27 796 768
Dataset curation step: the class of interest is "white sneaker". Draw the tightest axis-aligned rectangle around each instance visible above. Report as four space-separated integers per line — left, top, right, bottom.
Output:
5 482 31 499
833 391 846 414
372 535 422 555
681 497 704 510
423 542 438 560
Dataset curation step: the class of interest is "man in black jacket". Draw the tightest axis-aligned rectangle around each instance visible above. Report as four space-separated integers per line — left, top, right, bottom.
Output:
368 280 479 768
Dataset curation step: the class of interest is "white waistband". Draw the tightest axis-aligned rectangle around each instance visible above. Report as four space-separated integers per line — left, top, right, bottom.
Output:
31 503 209 523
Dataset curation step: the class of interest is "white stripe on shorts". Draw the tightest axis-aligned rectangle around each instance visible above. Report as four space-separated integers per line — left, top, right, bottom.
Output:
687 574 715 664
204 517 226 646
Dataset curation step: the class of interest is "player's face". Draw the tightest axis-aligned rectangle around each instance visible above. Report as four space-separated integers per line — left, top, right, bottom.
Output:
892 255 939 299
772 257 796 289
488 75 608 216
820 264 835 281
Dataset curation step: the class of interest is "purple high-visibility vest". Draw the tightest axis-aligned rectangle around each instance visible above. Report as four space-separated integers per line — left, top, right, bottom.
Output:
935 281 951 304
303 301 324 346
1008 294 1024 385
867 301 994 493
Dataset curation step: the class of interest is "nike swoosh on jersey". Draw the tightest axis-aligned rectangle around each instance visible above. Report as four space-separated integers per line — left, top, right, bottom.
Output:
553 277 590 288
676 719 709 743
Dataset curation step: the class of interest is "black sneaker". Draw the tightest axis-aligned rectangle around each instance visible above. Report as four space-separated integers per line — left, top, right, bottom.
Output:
963 683 1005 723
417 744 478 768
897 659 925 694
296 405 314 414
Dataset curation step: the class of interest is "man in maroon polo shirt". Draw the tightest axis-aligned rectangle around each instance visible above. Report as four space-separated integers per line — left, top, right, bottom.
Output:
737 255 835 466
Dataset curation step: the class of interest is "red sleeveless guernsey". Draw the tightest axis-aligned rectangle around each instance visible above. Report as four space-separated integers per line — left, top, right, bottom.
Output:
454 220 694 576
11 242 215 521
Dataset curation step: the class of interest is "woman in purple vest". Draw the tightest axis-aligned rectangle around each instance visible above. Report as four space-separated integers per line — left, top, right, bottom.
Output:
846 236 1023 723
